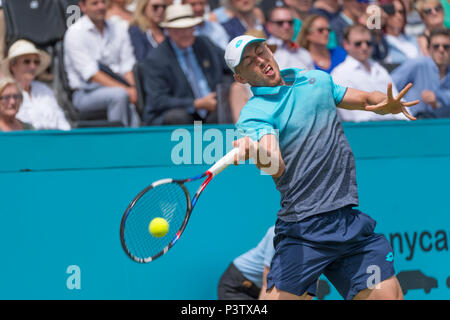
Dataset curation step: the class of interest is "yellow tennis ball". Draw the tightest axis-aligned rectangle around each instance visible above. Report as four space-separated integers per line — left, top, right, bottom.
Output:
149 217 169 238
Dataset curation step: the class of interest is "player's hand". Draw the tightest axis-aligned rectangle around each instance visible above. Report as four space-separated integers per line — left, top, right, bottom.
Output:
421 90 438 109
232 137 258 165
194 92 217 112
365 83 419 121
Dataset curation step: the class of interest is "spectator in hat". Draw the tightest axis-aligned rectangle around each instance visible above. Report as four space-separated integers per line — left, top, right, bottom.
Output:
1 39 71 130
0 77 33 132
64 0 140 127
140 3 230 125
416 0 446 56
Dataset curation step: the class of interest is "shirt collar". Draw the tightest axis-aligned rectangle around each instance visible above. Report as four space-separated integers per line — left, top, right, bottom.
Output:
170 39 193 56
83 15 111 33
251 68 304 96
344 55 375 71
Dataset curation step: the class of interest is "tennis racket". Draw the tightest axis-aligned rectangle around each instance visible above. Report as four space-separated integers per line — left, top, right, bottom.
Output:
120 147 239 263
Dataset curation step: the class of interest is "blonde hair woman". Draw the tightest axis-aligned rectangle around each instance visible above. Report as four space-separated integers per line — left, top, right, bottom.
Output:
416 0 445 55
297 14 346 73
129 0 167 61
0 77 32 132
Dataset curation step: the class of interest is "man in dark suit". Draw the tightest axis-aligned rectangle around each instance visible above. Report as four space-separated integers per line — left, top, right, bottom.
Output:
140 3 230 125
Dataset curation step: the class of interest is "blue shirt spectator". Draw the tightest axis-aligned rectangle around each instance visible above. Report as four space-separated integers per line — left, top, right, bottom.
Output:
391 56 450 118
314 46 347 73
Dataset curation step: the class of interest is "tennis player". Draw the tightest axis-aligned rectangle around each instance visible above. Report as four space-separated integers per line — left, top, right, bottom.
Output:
225 35 419 300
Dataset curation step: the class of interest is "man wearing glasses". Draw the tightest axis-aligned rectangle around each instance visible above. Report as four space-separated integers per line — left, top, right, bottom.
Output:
391 28 450 118
331 24 408 122
265 6 314 70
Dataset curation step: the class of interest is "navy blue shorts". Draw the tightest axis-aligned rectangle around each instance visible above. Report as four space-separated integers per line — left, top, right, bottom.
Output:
267 206 396 300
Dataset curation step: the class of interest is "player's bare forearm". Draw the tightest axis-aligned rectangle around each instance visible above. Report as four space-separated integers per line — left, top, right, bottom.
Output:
337 88 385 111
338 83 419 120
232 135 285 178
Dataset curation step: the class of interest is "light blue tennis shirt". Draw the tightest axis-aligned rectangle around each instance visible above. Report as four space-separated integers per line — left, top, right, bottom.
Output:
236 68 359 222
233 226 275 288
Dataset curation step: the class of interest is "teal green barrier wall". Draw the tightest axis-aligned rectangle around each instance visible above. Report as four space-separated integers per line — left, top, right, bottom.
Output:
0 120 449 300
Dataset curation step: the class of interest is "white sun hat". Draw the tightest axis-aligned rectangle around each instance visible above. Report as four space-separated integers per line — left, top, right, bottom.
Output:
159 4 203 29
224 35 266 73
1 39 51 77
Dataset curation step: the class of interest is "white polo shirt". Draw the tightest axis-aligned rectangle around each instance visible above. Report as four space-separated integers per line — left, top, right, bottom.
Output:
331 55 408 122
64 15 136 90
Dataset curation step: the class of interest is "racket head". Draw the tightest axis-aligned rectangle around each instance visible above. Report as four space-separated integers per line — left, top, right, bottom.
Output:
120 179 192 263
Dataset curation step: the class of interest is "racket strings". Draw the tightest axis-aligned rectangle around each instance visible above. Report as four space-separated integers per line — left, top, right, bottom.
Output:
123 183 188 261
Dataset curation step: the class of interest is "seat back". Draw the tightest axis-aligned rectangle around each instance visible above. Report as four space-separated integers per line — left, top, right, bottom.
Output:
3 0 66 47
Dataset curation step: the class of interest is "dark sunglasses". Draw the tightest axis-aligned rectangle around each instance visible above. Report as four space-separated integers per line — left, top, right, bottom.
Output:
423 5 443 15
388 9 405 16
152 4 167 10
310 27 331 34
431 43 450 50
353 40 373 47
0 94 22 102
270 20 294 27
23 58 40 65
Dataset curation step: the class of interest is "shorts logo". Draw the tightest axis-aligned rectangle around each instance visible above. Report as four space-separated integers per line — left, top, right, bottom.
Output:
309 77 316 84
236 40 243 48
386 252 394 262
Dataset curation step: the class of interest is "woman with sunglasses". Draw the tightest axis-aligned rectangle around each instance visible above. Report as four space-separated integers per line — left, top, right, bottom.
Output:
129 0 167 62
297 14 347 73
382 0 422 64
417 0 446 55
0 77 33 132
0 40 71 131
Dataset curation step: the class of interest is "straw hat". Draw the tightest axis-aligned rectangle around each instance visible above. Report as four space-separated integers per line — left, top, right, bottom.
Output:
1 39 51 77
160 4 203 29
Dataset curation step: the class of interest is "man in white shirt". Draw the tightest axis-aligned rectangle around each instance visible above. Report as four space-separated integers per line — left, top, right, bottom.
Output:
265 6 314 70
64 0 140 127
331 24 408 122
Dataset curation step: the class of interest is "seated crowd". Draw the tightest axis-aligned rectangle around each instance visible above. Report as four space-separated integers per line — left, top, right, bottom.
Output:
0 0 449 132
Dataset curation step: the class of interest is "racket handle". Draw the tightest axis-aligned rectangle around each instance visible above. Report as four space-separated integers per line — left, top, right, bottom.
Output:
207 148 239 177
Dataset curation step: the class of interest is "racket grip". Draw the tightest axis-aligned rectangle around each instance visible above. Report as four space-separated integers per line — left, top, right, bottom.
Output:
207 148 239 177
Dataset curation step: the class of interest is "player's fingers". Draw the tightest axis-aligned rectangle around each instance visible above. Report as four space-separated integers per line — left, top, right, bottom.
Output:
387 82 393 101
402 99 420 107
365 103 383 111
402 106 416 121
396 83 413 101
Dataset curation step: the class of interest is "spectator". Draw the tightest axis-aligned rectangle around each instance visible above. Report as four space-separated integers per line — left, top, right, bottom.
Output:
210 0 265 25
283 0 313 40
0 77 33 132
330 0 369 47
391 28 450 118
403 0 426 37
140 4 229 125
64 0 140 127
129 0 167 62
310 0 341 21
221 0 265 40
1 39 71 130
417 0 445 55
297 14 347 73
106 0 135 29
382 0 422 64
183 0 230 50
217 226 275 300
266 6 314 70
331 24 408 122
